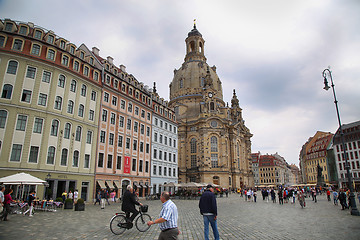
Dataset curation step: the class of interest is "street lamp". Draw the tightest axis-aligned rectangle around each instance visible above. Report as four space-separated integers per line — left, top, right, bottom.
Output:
322 68 360 216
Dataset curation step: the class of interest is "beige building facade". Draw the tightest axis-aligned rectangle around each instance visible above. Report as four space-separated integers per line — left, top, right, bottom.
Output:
169 24 253 189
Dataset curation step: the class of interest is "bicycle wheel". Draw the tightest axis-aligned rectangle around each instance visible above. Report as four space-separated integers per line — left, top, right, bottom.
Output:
110 214 127 235
135 213 152 232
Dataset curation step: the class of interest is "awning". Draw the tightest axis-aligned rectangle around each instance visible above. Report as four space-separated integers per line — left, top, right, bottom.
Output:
133 183 140 188
96 180 106 189
106 180 115 189
113 180 120 188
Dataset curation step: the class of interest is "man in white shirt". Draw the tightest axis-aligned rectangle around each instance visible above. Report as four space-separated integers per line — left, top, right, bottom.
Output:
74 189 79 203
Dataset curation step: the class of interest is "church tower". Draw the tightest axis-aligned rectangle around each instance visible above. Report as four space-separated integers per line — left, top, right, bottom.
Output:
169 23 253 188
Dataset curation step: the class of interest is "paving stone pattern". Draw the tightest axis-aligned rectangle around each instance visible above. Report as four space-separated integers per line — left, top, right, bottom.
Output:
0 194 360 240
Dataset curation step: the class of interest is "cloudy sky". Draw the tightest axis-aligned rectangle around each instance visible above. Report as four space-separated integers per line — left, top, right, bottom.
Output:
1 0 359 166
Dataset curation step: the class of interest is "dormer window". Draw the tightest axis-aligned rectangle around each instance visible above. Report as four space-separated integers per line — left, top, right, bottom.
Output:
19 26 28 35
47 49 56 60
106 64 109 70
89 57 94 65
73 60 80 71
12 39 23 51
114 69 117 74
60 40 66 49
70 46 75 55
5 23 13 31
47 35 54 44
80 51 85 59
106 75 110 84
34 30 42 39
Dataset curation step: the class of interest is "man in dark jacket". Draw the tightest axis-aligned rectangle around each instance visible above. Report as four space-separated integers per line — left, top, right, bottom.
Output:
121 185 142 227
199 185 219 240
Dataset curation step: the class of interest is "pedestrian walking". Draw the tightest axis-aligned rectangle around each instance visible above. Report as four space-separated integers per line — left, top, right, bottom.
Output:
23 191 36 217
271 189 276 203
2 188 14 221
100 189 106 209
73 189 79 203
278 190 283 205
253 190 257 203
94 190 101 205
105 190 110 205
0 186 5 219
338 189 347 210
61 190 67 202
199 185 220 240
326 189 331 201
147 191 179 240
68 190 73 200
333 190 338 205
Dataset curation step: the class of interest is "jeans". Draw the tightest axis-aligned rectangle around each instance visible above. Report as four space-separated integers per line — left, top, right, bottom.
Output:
203 215 219 240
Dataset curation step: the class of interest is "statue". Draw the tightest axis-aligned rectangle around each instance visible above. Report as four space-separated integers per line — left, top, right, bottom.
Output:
317 164 323 177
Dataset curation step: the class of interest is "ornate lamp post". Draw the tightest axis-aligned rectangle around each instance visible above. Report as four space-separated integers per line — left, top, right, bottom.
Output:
322 68 360 216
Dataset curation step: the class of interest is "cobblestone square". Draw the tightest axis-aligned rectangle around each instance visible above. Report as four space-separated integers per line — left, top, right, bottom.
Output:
1 194 360 240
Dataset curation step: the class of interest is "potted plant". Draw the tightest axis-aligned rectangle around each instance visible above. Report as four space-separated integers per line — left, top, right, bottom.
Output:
55 197 63 203
64 198 73 209
74 198 85 211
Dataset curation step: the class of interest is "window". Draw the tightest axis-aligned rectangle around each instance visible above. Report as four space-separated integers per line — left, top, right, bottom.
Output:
90 57 94 65
110 113 116 125
121 100 126 109
6 60 18 75
159 151 162 160
73 61 79 71
70 46 75 55
127 119 131 130
28 146 39 163
164 167 167 176
89 110 94 121
155 118 158 126
140 142 144 152
98 153 104 168
38 93 47 106
25 66 37 79
135 107 139 115
0 36 5 47
133 140 137 151
21 90 32 102
47 49 55 60
84 154 90 168
59 41 66 49
62 55 69 66
134 122 138 132
42 71 51 83
75 126 82 141
78 104 84 117
102 109 107 122
80 51 85 59
119 116 124 127
139 160 143 172
47 35 54 44
145 161 149 173
10 144 22 162
70 80 77 92
128 103 132 112
147 113 151 121
112 96 117 106
153 149 157 158
73 150 79 167
132 158 136 171
50 119 59 136
64 123 71 139
47 146 55 165
31 44 41 55
20 26 29 35
84 66 89 76
67 100 74 114
33 118 43 133
118 135 123 147
211 136 218 152
58 75 65 88
153 165 157 175
86 131 92 144
141 110 145 118
159 166 162 175
100 131 106 143
5 23 13 31
116 156 122 170
126 138 130 149
140 124 144 134
34 30 42 39
160 134 163 143
107 155 113 168
191 155 197 168
13 39 23 51
154 132 158 142
146 127 150 137
16 115 27 131
81 85 87 96
109 133 114 145
54 96 62 110
91 91 96 101
179 79 183 88
0 110 7 128
61 148 68 166
93 71 99 81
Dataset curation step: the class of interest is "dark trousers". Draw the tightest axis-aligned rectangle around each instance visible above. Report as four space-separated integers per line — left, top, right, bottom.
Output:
3 203 10 220
158 228 178 240
126 208 139 222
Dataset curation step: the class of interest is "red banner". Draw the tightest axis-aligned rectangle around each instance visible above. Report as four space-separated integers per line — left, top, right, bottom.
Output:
124 156 131 174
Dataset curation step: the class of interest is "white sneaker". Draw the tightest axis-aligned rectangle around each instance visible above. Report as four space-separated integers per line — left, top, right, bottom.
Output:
29 215 33 217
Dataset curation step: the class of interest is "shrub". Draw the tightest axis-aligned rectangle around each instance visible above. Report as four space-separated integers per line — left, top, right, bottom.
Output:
65 198 73 203
76 198 84 204
55 197 63 202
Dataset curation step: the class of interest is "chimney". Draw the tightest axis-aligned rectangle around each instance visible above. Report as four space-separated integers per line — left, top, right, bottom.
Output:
120 64 126 72
107 56 114 64
92 47 100 56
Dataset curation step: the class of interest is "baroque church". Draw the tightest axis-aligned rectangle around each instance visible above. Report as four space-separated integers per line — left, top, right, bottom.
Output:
169 24 254 188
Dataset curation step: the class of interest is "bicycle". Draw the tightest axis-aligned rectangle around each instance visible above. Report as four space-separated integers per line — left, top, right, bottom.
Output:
110 205 152 235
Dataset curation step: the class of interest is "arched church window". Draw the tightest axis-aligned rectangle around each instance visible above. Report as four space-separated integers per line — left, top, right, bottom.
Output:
199 42 203 53
210 102 215 111
190 41 195 52
190 138 197 153
211 136 218 152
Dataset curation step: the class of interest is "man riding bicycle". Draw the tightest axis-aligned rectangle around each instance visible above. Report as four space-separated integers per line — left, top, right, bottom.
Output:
121 185 143 228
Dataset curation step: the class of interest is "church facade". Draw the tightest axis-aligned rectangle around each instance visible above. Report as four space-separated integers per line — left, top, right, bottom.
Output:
169 24 254 189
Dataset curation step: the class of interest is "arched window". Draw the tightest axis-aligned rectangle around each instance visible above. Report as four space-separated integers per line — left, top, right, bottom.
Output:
54 96 62 110
190 41 195 52
190 138 197 153
210 102 215 111
50 119 59 136
67 100 74 114
60 148 68 166
46 146 55 164
64 123 71 139
81 84 87 96
0 110 8 128
211 136 218 152
58 74 65 88
1 84 13 99
70 80 77 92
78 104 84 117
73 150 79 167
6 60 18 74
75 126 82 141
